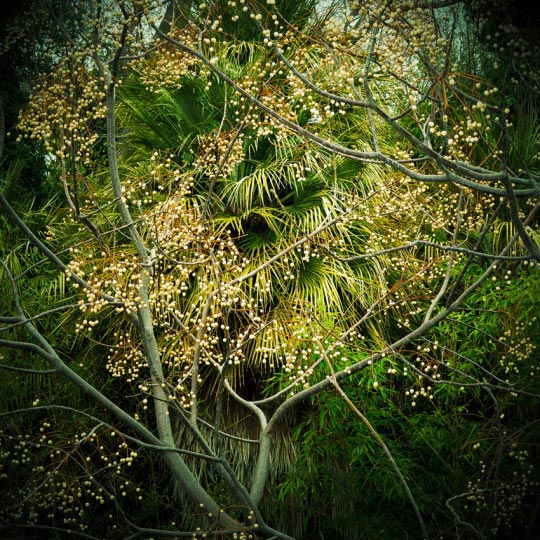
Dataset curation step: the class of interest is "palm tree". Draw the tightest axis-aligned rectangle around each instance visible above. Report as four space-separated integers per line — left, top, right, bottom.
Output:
98 21 430 503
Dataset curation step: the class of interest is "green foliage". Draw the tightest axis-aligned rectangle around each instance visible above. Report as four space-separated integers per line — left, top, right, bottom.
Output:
1 1 540 539
268 257 540 539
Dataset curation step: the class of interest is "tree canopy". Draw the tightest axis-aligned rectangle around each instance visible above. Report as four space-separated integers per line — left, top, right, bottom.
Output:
1 1 539 539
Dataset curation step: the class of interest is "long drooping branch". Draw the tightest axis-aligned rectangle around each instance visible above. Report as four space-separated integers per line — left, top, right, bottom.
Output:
0 193 115 298
152 26 540 196
151 21 539 265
